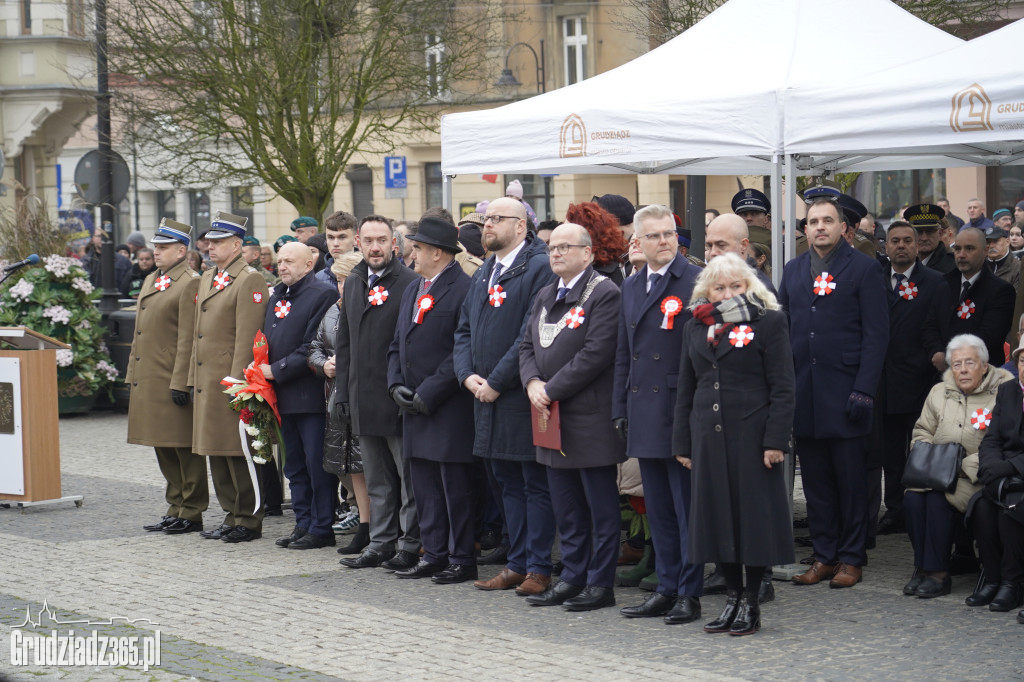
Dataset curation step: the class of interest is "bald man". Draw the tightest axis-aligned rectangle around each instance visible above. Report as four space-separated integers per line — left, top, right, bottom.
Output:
263 242 340 550
705 214 777 295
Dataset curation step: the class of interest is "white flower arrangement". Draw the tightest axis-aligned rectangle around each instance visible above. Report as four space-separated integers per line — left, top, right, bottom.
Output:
42 305 72 325
56 349 74 368
71 277 94 294
9 280 34 301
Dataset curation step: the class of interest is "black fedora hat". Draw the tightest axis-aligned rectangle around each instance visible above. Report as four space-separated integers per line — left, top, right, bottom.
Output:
409 216 460 254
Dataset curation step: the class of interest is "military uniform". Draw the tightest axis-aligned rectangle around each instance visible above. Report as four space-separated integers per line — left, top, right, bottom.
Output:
127 220 206 531
188 213 269 536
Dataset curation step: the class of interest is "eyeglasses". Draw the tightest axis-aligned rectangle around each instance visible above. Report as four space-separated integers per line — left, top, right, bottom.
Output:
641 230 677 243
549 244 588 255
483 215 518 224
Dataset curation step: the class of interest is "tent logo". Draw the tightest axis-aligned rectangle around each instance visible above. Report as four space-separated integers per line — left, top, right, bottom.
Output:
950 83 993 133
559 114 587 158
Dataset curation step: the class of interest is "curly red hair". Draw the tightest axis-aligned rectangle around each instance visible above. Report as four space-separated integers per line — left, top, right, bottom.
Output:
564 202 628 267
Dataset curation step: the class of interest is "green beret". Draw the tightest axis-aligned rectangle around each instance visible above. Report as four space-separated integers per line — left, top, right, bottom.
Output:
274 234 298 253
242 235 261 247
290 216 318 231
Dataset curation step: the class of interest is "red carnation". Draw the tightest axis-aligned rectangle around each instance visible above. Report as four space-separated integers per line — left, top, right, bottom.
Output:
239 407 255 424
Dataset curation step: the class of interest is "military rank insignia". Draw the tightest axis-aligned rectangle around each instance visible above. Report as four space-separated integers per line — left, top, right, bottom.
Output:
368 286 389 306
813 272 836 296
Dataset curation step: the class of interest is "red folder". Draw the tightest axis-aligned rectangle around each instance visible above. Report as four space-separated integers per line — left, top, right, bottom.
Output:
531 401 561 450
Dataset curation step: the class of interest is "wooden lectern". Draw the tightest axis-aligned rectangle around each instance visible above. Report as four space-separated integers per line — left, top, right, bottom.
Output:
0 327 82 508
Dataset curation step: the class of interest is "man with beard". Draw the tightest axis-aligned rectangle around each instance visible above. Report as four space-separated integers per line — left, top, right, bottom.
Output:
336 215 421 569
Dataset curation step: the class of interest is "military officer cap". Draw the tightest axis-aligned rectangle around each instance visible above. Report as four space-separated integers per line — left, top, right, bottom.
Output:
274 234 297 253
242 235 261 247
838 193 868 228
206 211 248 240
903 204 946 230
801 185 842 204
151 218 193 248
290 216 318 232
731 188 770 215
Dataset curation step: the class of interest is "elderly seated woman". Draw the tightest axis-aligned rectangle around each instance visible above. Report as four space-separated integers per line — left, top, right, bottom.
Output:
905 334 1013 599
975 337 1024 619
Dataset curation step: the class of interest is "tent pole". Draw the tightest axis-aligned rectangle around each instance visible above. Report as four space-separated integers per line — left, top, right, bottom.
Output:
770 155 782 287
785 154 797 268
443 175 453 213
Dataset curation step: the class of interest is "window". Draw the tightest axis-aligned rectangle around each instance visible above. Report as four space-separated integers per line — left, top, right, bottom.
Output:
562 17 587 86
193 1 216 44
156 190 176 222
346 165 374 220
426 35 448 100
21 0 31 34
190 190 211 234
231 186 254 234
67 0 86 36
858 169 947 222
425 162 443 210
503 174 551 224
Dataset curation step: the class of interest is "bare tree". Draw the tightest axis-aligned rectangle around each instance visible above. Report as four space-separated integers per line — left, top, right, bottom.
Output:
107 0 502 218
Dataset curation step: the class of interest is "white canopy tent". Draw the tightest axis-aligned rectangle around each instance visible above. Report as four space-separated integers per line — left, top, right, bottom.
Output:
784 18 1024 171
440 0 963 275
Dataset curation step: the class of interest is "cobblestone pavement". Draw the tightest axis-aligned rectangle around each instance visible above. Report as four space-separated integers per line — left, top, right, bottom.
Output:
1 412 1023 681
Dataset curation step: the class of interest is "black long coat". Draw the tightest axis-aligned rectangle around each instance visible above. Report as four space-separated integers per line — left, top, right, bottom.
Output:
519 268 625 469
944 266 1015 368
672 310 796 566
387 262 475 463
978 380 1024 481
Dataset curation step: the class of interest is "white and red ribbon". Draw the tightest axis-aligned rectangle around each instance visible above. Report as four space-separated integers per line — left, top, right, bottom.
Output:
154 275 172 291
957 299 975 320
213 271 231 290
898 281 918 300
488 285 507 308
274 300 292 318
813 272 836 296
368 285 389 306
728 324 755 347
415 294 434 324
970 407 991 431
660 296 682 330
566 306 585 329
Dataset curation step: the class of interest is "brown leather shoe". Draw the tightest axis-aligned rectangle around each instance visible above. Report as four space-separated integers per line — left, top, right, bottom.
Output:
792 561 837 586
515 572 552 596
473 567 526 591
617 542 645 565
829 563 863 589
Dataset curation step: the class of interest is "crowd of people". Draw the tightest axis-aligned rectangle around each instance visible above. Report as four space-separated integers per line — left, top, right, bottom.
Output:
122 182 1024 636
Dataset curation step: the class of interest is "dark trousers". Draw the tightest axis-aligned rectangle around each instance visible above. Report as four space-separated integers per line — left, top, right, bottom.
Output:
281 413 335 537
638 457 703 598
489 458 554 576
798 436 868 567
360 434 420 554
258 460 283 511
209 455 264 530
153 446 208 522
972 497 1024 583
881 413 917 516
546 465 620 589
409 458 479 566
866 466 882 546
904 490 955 572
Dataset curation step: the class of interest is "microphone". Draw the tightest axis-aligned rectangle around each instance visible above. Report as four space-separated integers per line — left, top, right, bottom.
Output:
3 254 40 273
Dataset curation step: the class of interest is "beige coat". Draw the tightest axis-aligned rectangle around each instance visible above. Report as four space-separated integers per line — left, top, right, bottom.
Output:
125 259 201 447
188 254 269 456
911 364 1014 512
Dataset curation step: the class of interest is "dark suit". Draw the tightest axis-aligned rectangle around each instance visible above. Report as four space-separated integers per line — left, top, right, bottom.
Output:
877 262 949 520
921 242 956 275
779 241 889 567
336 256 421 554
387 261 479 567
612 255 703 598
945 266 1015 367
264 271 338 538
520 268 626 588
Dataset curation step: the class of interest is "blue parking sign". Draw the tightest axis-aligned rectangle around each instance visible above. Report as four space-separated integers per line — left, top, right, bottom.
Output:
385 156 407 189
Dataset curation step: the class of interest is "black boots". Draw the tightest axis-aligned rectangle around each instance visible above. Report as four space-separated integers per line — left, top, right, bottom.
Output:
337 522 370 555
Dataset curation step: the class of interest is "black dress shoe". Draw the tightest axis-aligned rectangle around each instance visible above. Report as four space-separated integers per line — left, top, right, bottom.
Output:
876 513 905 535
563 586 615 612
664 596 702 625
703 566 727 594
432 564 479 584
704 590 740 633
163 519 203 535
989 581 1022 612
382 550 420 571
395 560 446 579
525 580 584 606
337 523 370 555
221 527 261 543
339 548 394 569
966 581 1000 607
758 575 775 604
620 592 676 618
264 506 284 517
729 593 760 636
916 575 951 599
1017 609 1024 625
903 573 924 596
276 527 308 548
200 524 234 540
479 543 509 565
288 533 336 550
144 516 178 532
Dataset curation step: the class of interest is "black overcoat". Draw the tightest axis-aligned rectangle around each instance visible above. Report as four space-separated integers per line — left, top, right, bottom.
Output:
944 266 1015 368
519 267 625 469
978 380 1024 481
671 310 796 566
387 262 475 463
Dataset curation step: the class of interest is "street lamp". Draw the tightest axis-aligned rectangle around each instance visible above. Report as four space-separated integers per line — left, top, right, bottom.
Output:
495 41 545 95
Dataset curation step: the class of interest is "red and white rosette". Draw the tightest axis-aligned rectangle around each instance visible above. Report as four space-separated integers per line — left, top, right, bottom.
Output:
566 306 585 329
970 407 992 431
274 300 292 318
660 296 683 330
213 271 231 290
154 275 172 291
728 324 755 347
813 272 836 296
957 299 975 320
898 281 918 300
368 285 389 306
415 294 434 324
488 285 507 308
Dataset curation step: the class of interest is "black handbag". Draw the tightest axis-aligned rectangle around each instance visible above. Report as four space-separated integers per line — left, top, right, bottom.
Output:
991 476 1024 525
902 441 965 493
